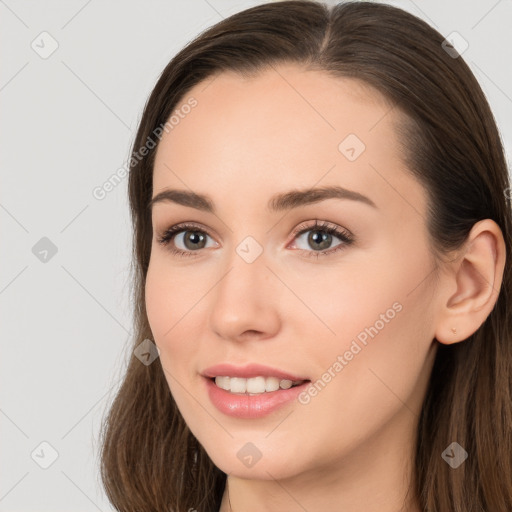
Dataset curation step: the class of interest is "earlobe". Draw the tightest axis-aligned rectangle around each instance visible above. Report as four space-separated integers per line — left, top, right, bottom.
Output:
434 219 506 345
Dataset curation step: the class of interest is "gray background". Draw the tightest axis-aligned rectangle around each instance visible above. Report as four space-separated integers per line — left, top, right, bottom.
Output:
1 0 511 510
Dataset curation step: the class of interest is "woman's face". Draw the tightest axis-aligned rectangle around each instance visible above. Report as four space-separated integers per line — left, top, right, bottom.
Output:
146 64 440 481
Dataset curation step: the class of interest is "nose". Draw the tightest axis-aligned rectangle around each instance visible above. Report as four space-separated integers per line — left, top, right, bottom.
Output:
208 246 281 343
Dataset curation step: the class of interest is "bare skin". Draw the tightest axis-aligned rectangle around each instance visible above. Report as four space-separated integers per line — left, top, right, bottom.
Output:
145 63 506 512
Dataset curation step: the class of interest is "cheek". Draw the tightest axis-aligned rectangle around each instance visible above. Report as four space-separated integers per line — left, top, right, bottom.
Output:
145 260 195 374
145 262 201 419
295 235 434 377
305 298 434 450
145 253 200 340
282 249 416 364
318 236 435 346
144 254 218 391
145 264 170 342
295 244 436 438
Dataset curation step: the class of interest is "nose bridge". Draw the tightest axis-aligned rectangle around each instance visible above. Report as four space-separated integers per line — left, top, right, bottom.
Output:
217 236 270 310
208 236 280 339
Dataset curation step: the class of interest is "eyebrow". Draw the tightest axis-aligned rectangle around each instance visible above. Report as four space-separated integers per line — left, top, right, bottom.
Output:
149 185 377 213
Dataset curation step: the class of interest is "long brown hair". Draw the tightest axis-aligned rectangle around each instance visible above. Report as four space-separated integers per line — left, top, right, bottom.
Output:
98 1 512 510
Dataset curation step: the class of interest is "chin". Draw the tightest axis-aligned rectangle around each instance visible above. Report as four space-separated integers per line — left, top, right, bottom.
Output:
203 443 306 481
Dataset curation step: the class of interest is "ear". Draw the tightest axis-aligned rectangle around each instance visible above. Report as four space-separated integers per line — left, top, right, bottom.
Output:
434 219 506 345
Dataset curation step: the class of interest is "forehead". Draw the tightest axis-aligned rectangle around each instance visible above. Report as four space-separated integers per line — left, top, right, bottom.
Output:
152 64 423 217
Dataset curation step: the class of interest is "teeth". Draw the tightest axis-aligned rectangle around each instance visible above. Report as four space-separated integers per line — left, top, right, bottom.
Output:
214 376 304 394
230 377 247 393
246 376 265 393
265 377 280 392
215 376 230 391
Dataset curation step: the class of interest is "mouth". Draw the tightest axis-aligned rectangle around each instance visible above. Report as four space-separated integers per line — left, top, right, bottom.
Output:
202 363 311 418
210 376 309 395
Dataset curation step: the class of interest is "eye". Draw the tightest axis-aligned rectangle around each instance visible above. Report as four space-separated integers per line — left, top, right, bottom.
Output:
289 220 354 259
156 220 354 259
156 222 217 257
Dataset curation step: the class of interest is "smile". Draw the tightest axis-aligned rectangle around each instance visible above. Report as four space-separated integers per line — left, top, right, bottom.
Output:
214 376 306 395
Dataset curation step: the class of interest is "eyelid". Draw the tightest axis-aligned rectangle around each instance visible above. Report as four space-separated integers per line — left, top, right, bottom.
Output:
156 221 218 248
286 220 354 255
290 219 348 241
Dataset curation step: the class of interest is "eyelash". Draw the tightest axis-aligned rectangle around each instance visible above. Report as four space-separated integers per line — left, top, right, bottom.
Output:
156 220 354 259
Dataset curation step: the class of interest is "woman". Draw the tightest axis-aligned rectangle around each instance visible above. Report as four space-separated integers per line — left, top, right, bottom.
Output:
99 1 512 510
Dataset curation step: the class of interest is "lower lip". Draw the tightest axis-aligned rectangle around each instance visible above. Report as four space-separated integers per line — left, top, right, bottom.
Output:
205 377 310 419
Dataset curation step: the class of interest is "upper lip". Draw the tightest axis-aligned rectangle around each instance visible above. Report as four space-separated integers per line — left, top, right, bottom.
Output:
202 363 309 381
